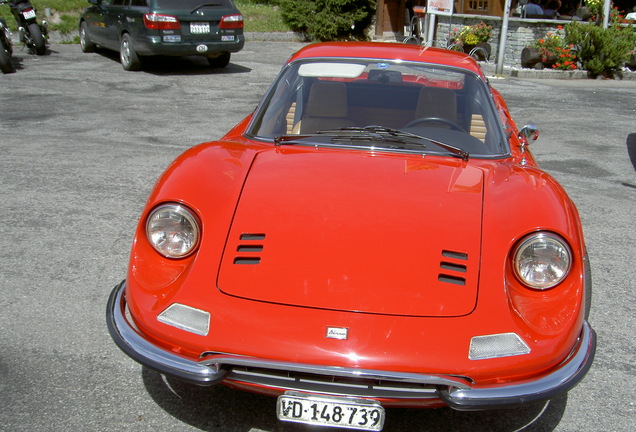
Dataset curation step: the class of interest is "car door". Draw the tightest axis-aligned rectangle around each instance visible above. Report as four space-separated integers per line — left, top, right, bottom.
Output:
125 0 150 41
101 0 129 48
82 0 112 47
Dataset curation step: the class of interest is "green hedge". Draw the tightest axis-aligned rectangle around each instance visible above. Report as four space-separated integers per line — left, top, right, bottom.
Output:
279 0 376 41
565 22 636 78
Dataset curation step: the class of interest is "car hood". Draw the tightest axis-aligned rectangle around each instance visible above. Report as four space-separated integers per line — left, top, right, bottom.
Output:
217 148 484 317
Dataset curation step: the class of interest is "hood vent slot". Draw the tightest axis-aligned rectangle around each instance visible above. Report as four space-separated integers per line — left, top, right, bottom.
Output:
240 233 266 241
233 233 266 265
438 250 468 286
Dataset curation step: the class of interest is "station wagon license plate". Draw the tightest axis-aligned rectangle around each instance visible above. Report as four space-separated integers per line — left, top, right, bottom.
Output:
190 22 210 34
277 392 385 431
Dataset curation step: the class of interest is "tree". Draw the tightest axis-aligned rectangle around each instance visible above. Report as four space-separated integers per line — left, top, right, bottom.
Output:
280 0 376 41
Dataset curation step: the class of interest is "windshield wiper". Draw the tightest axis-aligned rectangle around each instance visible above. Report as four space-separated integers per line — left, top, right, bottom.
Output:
274 126 469 161
191 3 222 13
274 129 411 148
321 126 424 140
321 126 469 160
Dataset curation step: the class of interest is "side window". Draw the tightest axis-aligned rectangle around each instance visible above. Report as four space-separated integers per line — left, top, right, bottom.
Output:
130 0 148 5
112 0 128 5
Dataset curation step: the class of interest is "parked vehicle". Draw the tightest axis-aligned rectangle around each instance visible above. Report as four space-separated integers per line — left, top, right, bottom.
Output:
79 0 244 71
0 17 14 73
1 0 47 55
106 42 596 431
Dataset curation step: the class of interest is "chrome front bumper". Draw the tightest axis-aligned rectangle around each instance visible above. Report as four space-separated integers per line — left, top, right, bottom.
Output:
440 321 596 410
106 280 596 410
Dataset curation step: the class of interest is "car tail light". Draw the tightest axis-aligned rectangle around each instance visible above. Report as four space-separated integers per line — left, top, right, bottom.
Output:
144 13 180 30
219 14 243 29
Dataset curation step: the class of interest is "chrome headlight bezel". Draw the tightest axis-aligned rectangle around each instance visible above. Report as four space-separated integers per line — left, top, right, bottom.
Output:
146 203 201 259
513 232 572 290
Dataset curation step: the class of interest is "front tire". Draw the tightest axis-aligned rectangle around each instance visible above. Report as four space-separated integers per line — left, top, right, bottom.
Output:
0 41 15 73
120 33 141 71
79 21 96 53
27 23 46 55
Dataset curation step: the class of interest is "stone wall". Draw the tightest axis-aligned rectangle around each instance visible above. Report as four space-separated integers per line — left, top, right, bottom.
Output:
390 14 573 67
433 15 572 67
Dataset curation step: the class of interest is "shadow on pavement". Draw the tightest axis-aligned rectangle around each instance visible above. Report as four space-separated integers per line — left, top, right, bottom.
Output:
91 47 251 76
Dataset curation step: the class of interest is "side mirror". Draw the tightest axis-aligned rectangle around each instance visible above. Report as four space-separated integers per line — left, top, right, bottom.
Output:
519 124 539 142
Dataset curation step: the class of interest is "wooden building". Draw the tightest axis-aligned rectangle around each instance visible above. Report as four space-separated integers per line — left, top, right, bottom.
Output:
374 0 509 37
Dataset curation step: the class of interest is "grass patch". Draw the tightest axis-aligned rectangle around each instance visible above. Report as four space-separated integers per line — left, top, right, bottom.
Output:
0 0 86 32
1 0 289 34
236 0 288 33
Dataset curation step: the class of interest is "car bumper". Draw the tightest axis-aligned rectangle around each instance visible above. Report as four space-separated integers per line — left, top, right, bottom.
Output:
106 280 596 410
133 35 245 57
440 322 596 410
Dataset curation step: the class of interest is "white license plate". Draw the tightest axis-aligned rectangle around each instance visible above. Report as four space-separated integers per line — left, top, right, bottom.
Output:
22 9 37 20
277 392 385 431
190 22 210 34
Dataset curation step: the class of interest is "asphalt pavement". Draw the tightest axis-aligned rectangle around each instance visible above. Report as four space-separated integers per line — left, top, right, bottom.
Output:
1 42 635 432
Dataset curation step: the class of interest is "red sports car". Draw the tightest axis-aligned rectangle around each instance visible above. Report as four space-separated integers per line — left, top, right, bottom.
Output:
107 42 596 431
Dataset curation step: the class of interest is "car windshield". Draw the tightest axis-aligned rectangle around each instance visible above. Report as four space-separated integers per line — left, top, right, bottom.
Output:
247 59 509 159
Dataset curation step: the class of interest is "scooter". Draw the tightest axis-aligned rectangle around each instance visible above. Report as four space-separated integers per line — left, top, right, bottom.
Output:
1 0 48 55
0 17 15 73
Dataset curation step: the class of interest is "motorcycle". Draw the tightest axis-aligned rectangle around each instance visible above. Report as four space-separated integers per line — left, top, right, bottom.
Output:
0 17 15 73
1 0 48 55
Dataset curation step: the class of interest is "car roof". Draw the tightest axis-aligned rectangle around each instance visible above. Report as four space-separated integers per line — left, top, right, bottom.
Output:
288 42 486 80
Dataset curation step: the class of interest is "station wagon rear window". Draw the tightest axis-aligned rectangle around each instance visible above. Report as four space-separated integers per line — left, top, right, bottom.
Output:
156 0 235 8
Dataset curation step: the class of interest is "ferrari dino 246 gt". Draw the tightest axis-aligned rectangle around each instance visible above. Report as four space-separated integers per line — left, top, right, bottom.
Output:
107 42 596 431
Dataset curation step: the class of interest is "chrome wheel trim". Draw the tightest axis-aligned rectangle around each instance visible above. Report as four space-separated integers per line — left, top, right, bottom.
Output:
120 37 130 67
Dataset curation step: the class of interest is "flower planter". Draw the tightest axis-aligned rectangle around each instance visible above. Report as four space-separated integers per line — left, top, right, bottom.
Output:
464 42 491 61
521 47 557 69
448 22 493 62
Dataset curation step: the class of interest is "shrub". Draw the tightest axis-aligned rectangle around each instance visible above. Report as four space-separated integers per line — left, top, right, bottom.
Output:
449 22 492 46
530 25 578 70
565 22 636 77
279 0 376 41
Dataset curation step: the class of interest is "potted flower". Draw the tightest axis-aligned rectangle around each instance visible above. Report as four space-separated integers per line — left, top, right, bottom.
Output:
522 26 578 70
449 22 493 60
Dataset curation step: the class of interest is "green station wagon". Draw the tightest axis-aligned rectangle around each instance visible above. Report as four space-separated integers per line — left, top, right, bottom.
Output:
79 0 244 70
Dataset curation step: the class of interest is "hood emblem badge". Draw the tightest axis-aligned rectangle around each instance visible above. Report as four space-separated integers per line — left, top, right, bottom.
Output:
326 327 348 340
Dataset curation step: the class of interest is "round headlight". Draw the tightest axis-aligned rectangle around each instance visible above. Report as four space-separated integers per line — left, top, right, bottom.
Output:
146 203 200 258
513 233 572 290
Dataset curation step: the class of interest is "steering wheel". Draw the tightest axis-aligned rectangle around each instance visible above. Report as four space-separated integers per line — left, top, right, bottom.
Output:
404 117 466 132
